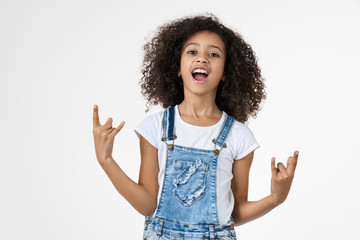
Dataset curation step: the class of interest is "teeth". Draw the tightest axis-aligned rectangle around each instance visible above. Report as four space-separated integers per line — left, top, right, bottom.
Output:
192 69 208 75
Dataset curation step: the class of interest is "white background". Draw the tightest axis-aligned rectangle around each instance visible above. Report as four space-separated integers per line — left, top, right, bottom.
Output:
1 0 359 239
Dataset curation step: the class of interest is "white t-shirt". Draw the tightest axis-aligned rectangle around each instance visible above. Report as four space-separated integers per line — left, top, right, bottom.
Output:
134 105 260 224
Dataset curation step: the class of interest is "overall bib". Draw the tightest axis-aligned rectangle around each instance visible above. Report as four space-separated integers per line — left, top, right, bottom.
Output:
143 107 236 240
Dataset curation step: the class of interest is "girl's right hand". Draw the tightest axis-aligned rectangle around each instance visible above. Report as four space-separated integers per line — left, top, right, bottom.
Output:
92 104 125 164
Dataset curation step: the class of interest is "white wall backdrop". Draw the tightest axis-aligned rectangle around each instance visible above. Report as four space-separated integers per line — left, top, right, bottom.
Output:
1 0 359 239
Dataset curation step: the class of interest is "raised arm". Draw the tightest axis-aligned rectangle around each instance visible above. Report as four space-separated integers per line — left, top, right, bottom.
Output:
92 104 159 216
231 150 299 226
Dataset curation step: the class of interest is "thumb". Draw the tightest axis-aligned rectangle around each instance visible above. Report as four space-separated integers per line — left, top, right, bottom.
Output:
287 151 299 175
271 157 277 177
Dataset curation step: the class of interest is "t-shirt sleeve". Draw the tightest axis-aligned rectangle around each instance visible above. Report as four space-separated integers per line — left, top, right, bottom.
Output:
232 123 260 160
134 111 163 149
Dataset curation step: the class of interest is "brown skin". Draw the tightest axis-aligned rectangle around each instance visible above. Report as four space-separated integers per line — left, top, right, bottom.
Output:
179 31 226 100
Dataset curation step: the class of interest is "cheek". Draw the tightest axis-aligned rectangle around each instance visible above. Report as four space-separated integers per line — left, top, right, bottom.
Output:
179 59 190 73
215 64 225 75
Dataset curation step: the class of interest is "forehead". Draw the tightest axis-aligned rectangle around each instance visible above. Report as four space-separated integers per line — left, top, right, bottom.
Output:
183 30 225 50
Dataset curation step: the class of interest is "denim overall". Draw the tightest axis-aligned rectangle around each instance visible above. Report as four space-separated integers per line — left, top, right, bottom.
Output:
143 106 236 240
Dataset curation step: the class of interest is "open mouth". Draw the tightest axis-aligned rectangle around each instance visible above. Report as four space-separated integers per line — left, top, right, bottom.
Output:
192 68 208 82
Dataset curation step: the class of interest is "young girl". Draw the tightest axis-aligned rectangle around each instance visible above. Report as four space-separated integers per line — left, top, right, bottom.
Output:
92 14 298 239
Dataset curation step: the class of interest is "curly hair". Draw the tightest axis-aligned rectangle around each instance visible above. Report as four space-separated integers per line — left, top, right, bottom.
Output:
140 14 266 123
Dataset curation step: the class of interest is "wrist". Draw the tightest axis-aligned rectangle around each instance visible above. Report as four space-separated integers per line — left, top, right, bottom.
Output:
269 195 282 208
98 156 114 167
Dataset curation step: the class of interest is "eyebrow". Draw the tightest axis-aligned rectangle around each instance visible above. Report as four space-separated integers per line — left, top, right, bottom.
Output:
184 42 224 53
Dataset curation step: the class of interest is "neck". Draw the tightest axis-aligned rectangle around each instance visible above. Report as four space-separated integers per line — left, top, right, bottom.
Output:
178 93 221 120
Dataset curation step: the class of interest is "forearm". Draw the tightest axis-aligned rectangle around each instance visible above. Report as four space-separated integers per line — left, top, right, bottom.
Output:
232 195 277 226
99 156 156 216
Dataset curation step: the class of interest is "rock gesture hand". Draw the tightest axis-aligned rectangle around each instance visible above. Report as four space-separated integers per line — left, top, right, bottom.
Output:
270 151 299 206
92 104 125 164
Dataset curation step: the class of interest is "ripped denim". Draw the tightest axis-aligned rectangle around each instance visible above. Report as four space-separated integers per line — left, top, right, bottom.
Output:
155 145 220 224
173 158 209 206
143 216 236 240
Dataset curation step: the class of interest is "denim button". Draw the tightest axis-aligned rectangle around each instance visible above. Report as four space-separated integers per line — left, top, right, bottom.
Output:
146 220 150 225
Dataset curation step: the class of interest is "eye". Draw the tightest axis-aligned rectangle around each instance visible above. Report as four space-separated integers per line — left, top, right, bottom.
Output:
209 53 219 57
187 50 197 55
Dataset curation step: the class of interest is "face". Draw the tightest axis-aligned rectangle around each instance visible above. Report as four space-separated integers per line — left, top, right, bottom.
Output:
178 30 226 99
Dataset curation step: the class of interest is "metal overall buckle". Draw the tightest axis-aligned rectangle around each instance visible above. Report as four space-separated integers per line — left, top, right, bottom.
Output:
161 135 177 151
212 138 227 155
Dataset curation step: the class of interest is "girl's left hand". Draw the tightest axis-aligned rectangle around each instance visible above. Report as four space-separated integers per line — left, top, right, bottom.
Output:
270 151 299 206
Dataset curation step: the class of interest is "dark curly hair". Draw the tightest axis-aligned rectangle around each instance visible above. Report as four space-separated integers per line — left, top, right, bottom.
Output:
140 14 266 123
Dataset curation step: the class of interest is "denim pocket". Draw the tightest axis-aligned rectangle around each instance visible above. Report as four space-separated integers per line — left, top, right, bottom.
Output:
173 158 209 206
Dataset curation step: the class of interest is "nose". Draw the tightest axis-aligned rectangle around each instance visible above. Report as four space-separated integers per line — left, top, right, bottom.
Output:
196 54 208 63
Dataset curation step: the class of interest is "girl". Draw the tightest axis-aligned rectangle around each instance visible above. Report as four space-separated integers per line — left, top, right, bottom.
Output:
92 14 298 239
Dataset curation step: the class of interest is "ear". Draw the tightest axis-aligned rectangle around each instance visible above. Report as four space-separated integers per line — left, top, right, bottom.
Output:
221 74 225 81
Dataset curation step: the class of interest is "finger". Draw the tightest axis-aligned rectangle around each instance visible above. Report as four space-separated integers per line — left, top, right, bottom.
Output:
287 151 299 174
271 157 277 176
110 121 125 138
277 162 287 174
101 117 113 130
105 127 116 134
93 104 101 128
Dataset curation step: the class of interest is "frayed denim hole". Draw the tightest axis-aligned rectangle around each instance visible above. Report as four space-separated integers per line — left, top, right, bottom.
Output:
173 159 209 206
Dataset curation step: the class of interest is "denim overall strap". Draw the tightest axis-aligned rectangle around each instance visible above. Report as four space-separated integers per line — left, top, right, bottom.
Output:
162 106 176 141
161 106 176 150
212 115 234 155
